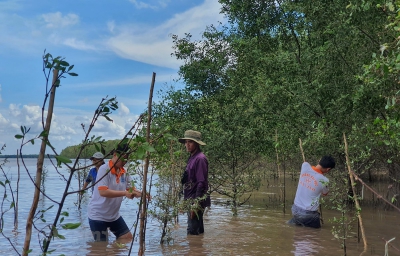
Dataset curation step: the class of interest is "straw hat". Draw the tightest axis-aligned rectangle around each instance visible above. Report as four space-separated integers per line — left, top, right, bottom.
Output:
178 130 206 146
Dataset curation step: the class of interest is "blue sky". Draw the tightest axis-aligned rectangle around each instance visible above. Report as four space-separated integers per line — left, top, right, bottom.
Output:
0 0 225 155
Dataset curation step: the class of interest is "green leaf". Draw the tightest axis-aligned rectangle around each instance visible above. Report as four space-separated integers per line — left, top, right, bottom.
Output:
68 72 78 76
0 181 4 187
142 143 156 153
39 130 49 137
10 202 15 209
59 60 69 67
61 211 69 217
135 147 146 159
55 155 72 167
60 217 64 223
58 234 66 239
30 139 34 145
61 223 81 229
103 115 113 122
14 134 23 139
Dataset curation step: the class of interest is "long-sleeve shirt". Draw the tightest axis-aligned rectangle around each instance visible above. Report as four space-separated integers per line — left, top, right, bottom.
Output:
183 151 209 207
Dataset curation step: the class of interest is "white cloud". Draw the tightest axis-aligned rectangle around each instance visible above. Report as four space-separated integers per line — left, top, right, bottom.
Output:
41 12 79 28
119 102 130 116
0 0 22 12
106 0 224 69
107 21 116 33
63 38 97 51
129 0 157 10
69 73 178 89
0 113 8 125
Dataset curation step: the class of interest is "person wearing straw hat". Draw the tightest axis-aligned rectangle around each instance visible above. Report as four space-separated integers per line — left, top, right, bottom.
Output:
289 156 335 228
81 152 105 194
179 130 210 235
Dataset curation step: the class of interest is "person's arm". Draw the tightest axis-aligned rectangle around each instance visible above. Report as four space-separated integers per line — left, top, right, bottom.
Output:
99 188 139 198
195 157 208 198
80 173 93 194
81 181 89 194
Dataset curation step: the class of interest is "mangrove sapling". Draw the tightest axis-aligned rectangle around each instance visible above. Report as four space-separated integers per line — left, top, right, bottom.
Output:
152 141 185 244
11 51 139 255
0 147 21 254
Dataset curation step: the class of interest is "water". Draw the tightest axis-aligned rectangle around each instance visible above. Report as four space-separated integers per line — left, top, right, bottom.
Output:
1 158 399 255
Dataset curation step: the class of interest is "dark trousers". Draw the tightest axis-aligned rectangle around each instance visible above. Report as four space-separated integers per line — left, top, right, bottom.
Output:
289 204 321 228
187 209 204 235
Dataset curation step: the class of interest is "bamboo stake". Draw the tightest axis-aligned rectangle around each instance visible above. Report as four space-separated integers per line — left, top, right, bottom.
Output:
138 72 156 256
15 149 20 230
343 132 367 249
275 130 280 177
23 69 58 256
299 138 305 162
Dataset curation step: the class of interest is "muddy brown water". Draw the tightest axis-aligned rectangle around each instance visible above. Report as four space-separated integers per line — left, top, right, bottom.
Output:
1 158 399 255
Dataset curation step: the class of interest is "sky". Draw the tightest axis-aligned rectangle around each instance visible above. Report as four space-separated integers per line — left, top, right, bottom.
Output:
0 0 225 155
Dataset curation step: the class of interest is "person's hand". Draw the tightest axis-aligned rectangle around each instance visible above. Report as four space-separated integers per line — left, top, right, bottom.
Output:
125 190 137 199
133 188 151 200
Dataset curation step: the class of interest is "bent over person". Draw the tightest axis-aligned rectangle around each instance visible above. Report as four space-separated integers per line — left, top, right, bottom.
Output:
289 156 335 228
87 143 142 241
179 130 210 235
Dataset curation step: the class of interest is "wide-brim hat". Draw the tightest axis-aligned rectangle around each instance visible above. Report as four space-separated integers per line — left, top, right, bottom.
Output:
178 130 206 146
90 152 104 160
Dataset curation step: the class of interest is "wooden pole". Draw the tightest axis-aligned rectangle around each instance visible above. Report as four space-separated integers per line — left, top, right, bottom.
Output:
299 138 305 162
138 72 156 256
275 130 280 177
23 69 58 255
343 132 367 249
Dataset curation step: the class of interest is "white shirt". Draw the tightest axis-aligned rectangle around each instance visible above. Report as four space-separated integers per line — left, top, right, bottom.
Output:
294 162 329 211
87 160 132 221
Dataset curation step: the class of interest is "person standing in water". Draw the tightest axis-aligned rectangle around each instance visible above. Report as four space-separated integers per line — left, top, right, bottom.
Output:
179 130 210 235
87 143 142 242
81 152 105 194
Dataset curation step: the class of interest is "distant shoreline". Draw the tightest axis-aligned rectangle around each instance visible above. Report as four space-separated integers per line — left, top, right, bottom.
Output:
0 155 56 158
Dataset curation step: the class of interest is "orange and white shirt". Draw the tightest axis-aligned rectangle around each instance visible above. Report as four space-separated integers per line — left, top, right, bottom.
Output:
88 160 132 222
294 162 329 212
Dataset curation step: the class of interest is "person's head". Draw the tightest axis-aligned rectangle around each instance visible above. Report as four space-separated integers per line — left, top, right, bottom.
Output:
178 130 206 154
319 155 336 174
90 152 105 166
112 143 130 168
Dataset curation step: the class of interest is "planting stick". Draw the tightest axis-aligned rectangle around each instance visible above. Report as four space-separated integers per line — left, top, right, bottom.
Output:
343 133 367 249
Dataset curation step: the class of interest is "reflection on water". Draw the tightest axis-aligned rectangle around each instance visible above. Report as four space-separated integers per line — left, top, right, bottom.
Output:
1 158 400 255
291 227 322 256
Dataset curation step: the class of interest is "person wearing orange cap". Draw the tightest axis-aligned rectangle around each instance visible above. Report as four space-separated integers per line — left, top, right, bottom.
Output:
87 143 142 242
289 156 336 228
